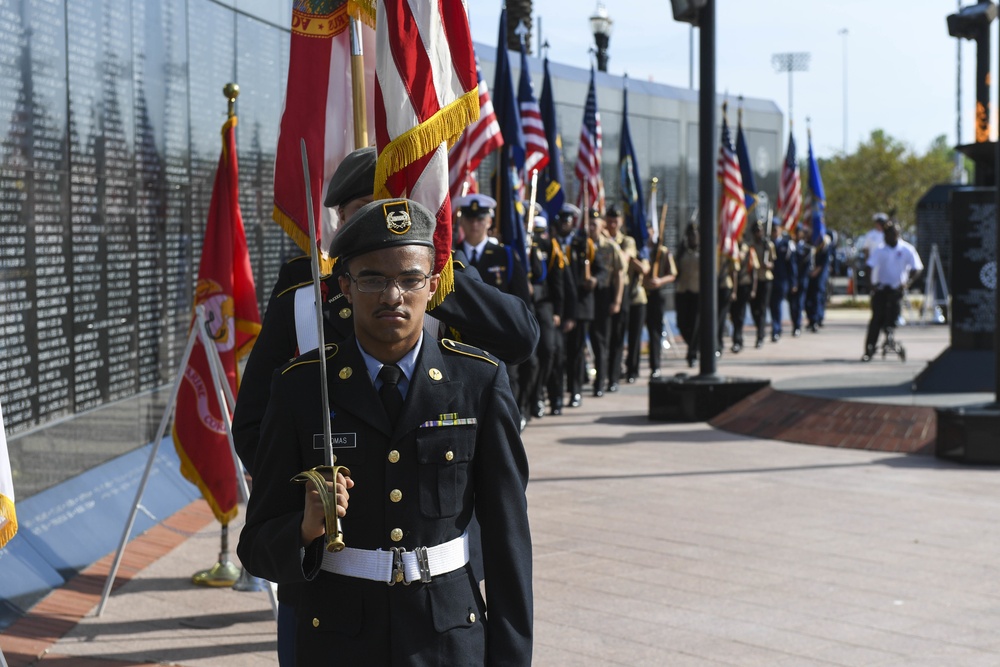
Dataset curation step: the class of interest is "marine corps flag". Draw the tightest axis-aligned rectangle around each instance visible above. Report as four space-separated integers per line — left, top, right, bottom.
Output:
272 0 376 258
373 0 478 306
173 116 261 525
0 399 15 549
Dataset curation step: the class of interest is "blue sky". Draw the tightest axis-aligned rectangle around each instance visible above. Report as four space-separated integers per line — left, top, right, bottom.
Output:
466 1 990 159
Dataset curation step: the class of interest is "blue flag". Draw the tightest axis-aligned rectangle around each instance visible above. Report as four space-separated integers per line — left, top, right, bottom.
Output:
807 131 826 244
619 79 649 259
492 9 525 170
492 9 527 266
735 113 757 212
537 56 565 220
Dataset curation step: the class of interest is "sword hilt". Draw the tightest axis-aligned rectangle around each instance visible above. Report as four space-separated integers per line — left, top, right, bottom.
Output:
292 465 352 552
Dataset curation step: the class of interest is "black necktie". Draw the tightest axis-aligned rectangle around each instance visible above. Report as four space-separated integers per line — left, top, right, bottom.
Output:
378 364 404 423
469 247 478 265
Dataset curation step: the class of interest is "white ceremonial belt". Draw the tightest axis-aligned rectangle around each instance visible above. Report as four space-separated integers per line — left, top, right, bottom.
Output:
320 532 469 586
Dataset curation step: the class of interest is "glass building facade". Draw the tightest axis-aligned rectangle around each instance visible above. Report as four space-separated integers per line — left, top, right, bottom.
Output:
0 2 782 500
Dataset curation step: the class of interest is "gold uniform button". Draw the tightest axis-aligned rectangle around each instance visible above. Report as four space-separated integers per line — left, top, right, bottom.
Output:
389 489 402 503
390 528 403 542
339 307 352 319
428 368 442 380
339 366 353 380
445 451 454 462
387 450 400 463
312 618 320 628
468 612 476 623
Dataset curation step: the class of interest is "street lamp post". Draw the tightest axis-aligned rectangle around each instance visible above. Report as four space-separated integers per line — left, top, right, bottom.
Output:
590 3 612 72
771 52 810 123
839 28 848 153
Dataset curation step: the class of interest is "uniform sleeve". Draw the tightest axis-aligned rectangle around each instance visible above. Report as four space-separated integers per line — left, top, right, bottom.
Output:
433 268 540 365
237 368 316 584
232 294 298 473
473 362 533 665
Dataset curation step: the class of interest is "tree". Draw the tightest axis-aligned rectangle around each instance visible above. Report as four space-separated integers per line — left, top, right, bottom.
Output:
817 130 955 240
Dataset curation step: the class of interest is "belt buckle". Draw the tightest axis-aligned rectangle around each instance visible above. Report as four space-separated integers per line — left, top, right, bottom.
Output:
388 547 408 586
414 547 432 583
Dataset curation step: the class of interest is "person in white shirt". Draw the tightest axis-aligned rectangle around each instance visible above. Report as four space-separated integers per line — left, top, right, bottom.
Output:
859 212 887 288
862 221 923 361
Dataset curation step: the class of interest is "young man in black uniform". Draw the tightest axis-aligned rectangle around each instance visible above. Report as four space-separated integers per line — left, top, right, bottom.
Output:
527 210 569 419
239 198 532 665
232 148 538 664
454 192 533 422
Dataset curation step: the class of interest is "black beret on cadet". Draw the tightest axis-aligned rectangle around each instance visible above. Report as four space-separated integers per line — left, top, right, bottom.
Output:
605 203 622 217
330 198 436 263
323 146 377 208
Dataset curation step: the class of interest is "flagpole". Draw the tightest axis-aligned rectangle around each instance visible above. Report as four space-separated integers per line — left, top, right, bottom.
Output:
350 15 368 149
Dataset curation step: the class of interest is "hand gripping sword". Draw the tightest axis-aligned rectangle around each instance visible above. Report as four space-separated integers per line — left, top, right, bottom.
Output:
291 139 350 553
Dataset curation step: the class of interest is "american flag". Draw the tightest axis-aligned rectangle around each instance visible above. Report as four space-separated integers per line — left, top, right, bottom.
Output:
574 67 603 214
448 63 503 199
777 130 802 231
518 43 549 175
716 109 747 260
374 0 479 306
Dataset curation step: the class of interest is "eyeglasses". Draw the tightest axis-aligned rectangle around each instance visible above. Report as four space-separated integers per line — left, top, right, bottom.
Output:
346 272 431 293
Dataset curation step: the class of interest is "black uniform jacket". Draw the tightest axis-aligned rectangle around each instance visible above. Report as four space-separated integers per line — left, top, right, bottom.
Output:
467 243 532 306
232 253 539 473
237 336 533 666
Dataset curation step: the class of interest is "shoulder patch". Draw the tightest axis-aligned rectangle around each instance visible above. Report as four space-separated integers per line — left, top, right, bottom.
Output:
281 343 339 375
439 338 498 366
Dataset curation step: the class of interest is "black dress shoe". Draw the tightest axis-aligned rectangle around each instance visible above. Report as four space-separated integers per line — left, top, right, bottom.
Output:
731 343 742 354
792 328 802 337
754 339 764 349
570 394 582 407
687 357 696 368
607 383 618 392
650 369 661 379
771 333 780 342
593 389 604 398
532 402 545 418
808 323 818 333
861 354 872 362
551 405 563 416
626 375 637 384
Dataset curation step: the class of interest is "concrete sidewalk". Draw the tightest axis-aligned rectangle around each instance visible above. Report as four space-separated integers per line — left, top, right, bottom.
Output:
4 309 1000 666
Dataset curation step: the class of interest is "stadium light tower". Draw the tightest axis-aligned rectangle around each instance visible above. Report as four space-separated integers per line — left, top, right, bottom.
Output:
771 52 810 123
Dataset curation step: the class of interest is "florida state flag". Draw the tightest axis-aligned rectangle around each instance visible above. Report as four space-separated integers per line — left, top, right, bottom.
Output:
272 0 376 258
173 116 261 525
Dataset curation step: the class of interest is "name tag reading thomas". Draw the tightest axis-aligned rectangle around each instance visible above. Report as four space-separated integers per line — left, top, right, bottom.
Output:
313 433 357 450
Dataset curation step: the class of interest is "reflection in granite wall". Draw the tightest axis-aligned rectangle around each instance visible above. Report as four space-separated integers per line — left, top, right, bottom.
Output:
0 0 291 498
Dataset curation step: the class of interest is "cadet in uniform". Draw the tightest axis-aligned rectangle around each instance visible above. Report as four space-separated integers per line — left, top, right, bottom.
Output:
605 205 641 392
728 240 757 354
671 223 699 368
588 210 620 397
454 193 533 422
232 148 538 665
768 219 797 342
238 198 533 665
555 204 604 408
750 222 775 348
790 225 813 336
526 210 567 419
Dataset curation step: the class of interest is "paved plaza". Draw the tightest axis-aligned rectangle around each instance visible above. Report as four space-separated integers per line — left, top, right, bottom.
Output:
3 308 1000 666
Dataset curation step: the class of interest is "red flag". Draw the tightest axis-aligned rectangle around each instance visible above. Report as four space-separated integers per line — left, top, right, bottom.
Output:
777 129 802 232
173 116 261 526
716 108 747 259
448 63 503 199
373 0 479 306
272 1 376 258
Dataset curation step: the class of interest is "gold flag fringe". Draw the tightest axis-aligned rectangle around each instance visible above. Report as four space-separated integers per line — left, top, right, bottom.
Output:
173 424 239 527
0 495 17 548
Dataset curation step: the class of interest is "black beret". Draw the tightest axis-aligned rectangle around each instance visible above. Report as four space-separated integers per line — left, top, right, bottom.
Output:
323 147 377 208
330 198 436 262
605 203 622 217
